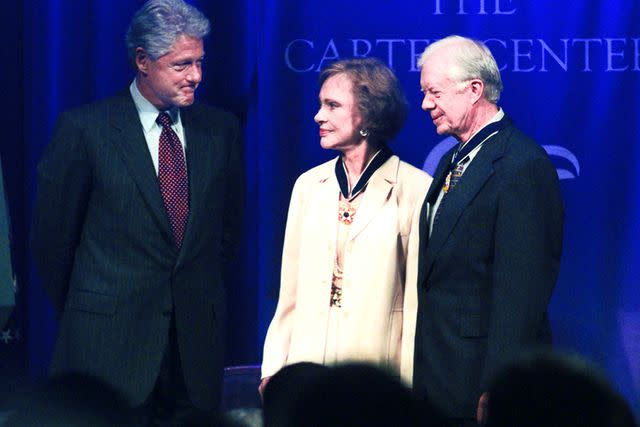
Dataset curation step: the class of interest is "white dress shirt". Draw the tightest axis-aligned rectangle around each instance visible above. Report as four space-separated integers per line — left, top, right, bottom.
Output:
429 109 505 235
129 80 187 174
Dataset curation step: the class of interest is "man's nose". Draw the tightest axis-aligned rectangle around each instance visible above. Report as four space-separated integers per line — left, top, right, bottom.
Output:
187 64 202 83
422 94 435 111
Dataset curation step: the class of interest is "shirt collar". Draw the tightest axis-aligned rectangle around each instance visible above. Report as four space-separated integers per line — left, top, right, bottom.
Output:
461 108 504 148
129 79 181 132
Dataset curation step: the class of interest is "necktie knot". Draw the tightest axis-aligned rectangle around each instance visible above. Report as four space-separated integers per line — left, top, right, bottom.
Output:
156 111 173 128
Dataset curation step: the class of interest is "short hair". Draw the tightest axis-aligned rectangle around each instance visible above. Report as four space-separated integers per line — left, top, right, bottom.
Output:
5 373 135 426
486 351 637 427
262 362 331 427
287 363 425 427
418 35 503 103
126 0 210 66
319 57 408 146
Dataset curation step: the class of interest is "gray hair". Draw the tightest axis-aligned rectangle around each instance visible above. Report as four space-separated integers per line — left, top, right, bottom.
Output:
418 35 503 103
126 0 210 65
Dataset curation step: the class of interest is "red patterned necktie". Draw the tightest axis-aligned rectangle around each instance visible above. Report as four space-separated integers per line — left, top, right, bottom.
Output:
157 112 189 249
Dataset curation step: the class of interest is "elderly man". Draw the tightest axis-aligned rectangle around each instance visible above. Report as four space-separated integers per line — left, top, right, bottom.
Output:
412 35 564 426
32 0 242 423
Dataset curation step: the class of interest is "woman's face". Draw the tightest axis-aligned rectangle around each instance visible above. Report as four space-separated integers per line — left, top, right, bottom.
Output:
314 73 364 151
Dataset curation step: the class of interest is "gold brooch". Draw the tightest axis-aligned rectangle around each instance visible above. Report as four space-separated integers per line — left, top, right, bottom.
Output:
338 201 356 225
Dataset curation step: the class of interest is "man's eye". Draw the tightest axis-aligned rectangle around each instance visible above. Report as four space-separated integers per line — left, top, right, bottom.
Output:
172 64 189 71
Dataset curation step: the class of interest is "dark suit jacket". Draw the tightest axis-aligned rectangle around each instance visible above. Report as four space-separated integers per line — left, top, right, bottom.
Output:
413 117 564 418
31 90 243 410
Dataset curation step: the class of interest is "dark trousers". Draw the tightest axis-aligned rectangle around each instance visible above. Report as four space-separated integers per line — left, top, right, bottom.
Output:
136 315 214 427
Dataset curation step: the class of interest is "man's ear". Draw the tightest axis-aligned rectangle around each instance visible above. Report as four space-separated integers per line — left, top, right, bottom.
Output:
469 79 485 104
135 47 149 75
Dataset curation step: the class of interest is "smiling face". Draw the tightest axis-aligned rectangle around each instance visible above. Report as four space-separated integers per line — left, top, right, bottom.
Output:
420 52 476 142
314 73 364 152
135 35 204 110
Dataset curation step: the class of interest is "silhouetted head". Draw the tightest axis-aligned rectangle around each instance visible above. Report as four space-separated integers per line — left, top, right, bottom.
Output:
262 362 330 427
486 351 637 427
5 373 134 426
287 363 424 426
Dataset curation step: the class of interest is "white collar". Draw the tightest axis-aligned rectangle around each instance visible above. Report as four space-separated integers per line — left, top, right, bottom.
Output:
129 79 181 132
461 108 504 147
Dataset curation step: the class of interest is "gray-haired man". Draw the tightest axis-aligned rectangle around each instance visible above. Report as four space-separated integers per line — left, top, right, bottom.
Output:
412 35 563 426
32 0 243 422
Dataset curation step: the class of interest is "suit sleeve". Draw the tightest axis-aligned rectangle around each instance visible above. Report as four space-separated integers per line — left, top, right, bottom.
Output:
401 173 432 386
481 156 564 388
221 116 244 264
261 177 305 378
31 112 92 315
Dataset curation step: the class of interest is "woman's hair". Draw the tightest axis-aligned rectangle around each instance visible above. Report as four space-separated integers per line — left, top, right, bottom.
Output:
319 58 407 146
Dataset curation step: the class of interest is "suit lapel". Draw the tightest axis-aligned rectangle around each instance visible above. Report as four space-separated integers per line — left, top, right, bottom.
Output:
417 151 452 287
346 156 397 242
109 91 173 246
423 128 510 284
419 148 452 241
425 150 453 206
178 106 211 259
315 161 341 248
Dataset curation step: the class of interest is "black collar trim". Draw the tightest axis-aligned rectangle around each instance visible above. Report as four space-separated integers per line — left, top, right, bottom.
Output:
335 146 393 199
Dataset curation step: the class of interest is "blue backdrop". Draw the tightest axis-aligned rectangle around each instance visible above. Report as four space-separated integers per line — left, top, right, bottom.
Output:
3 0 638 417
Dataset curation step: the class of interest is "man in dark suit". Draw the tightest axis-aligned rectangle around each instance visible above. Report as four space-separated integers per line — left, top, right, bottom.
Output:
31 0 242 423
413 35 564 426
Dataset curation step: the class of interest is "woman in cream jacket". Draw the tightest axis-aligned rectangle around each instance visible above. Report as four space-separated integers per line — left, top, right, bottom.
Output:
260 58 432 394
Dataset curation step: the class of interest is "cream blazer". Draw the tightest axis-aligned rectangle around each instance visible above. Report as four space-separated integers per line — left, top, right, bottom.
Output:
261 155 431 385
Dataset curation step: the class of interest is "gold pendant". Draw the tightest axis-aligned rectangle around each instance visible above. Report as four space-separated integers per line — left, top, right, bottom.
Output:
330 284 342 307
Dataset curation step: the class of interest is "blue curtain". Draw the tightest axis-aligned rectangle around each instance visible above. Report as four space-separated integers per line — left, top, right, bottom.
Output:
1 1 25 379
9 0 639 417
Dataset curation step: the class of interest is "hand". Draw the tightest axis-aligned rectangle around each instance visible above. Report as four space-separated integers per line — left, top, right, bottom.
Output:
258 376 272 401
476 392 489 425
